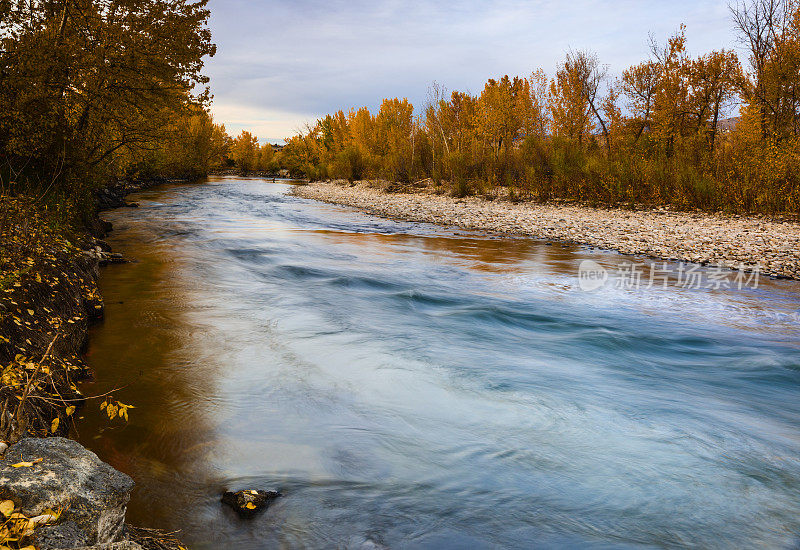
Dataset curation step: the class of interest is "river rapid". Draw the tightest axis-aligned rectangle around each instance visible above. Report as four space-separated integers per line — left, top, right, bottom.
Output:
79 176 800 549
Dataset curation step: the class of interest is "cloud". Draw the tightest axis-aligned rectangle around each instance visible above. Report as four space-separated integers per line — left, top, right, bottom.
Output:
210 102 312 144
206 0 739 140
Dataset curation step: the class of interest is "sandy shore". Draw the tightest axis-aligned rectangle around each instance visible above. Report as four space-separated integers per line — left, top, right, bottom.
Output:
293 180 800 280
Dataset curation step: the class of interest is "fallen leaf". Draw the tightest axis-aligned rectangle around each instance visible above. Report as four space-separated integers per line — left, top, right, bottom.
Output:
245 502 256 510
51 418 59 433
27 513 57 528
65 406 76 416
0 500 14 517
11 458 43 468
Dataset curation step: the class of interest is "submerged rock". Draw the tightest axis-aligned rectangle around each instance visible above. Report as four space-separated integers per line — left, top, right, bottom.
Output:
0 437 134 549
221 489 282 518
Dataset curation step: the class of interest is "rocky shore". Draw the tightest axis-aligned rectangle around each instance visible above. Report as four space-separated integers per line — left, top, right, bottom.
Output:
294 180 800 280
0 177 182 549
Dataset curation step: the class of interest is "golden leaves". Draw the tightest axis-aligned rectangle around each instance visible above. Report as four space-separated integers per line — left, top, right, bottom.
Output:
100 399 134 422
10 458 41 469
50 418 59 433
0 499 61 547
0 502 13 518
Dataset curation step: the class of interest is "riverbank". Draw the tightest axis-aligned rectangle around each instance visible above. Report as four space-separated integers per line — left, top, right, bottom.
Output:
0 197 104 442
293 180 800 280
0 180 184 549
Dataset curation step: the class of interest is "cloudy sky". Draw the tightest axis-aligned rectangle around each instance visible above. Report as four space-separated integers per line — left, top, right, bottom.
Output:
205 0 741 143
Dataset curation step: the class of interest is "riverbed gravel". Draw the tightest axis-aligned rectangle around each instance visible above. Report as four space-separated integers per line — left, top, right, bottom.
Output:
293 180 800 280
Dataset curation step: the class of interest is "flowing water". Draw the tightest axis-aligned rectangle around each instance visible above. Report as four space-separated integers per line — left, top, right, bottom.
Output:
78 176 800 549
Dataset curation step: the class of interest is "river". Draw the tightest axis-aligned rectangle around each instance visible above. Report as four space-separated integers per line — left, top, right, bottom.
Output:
78 176 800 549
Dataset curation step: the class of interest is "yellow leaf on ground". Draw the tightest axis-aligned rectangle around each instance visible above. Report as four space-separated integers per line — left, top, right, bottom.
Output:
26 309 33 316
0 500 14 517
11 458 42 468
51 418 59 433
65 406 76 416
245 502 256 509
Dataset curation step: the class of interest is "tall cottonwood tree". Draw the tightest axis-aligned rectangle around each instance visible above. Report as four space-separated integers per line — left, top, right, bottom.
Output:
621 61 660 143
231 131 259 173
689 50 742 150
550 54 594 145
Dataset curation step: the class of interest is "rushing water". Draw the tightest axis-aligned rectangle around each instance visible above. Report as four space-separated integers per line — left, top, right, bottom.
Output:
78 176 800 549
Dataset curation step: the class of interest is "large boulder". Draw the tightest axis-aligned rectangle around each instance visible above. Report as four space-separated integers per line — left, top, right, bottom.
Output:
0 437 134 549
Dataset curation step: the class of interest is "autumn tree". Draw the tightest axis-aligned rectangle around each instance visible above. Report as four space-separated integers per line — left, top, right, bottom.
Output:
231 131 259 173
621 61 661 143
731 0 800 139
477 76 534 183
424 82 452 181
0 0 216 211
375 98 415 181
256 143 276 172
688 50 742 150
550 55 594 145
649 27 694 155
523 69 551 138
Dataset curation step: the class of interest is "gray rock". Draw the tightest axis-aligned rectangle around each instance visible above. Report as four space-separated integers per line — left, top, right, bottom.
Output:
221 488 281 518
0 437 134 550
37 520 92 548
57 543 144 550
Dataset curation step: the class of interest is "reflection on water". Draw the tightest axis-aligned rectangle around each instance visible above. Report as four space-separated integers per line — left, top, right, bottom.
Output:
79 176 800 549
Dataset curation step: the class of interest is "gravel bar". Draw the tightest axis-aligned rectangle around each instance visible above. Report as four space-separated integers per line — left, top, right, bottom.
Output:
293 181 800 280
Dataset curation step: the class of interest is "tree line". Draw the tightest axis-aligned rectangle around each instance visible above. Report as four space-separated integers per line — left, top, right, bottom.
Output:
280 0 800 214
0 0 225 222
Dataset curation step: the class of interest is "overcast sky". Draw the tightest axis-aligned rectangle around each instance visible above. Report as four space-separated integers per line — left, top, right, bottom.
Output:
205 0 741 143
